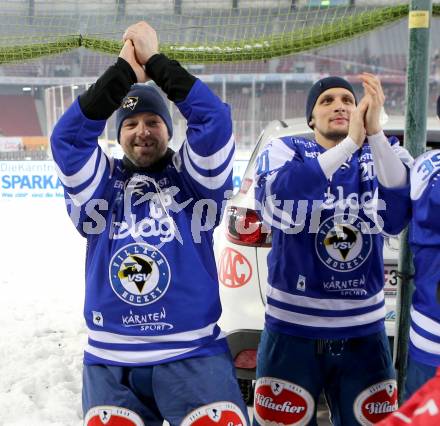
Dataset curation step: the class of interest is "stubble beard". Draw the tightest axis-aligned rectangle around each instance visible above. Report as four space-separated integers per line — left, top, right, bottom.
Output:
131 138 168 168
324 129 349 143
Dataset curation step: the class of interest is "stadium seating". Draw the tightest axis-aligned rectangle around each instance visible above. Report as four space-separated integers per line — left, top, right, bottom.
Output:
0 95 42 136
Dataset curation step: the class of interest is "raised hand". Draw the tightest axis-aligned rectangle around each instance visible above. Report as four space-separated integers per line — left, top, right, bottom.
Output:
360 73 385 135
348 96 369 147
118 39 147 83
123 21 159 66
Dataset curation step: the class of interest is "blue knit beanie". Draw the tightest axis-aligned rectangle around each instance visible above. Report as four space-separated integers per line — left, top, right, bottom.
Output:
116 84 173 142
306 76 357 128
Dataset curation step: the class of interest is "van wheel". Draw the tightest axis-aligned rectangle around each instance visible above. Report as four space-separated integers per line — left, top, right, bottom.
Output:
238 378 254 406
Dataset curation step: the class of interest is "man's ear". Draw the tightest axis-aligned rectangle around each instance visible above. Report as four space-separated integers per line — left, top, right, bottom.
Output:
309 118 314 128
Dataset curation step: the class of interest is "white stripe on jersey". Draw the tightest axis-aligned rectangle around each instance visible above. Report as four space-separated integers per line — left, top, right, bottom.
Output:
261 137 296 171
266 302 386 328
185 133 235 169
55 147 99 187
182 142 234 190
256 137 296 182
410 327 440 356
262 171 307 231
258 138 299 230
85 344 196 364
87 321 217 345
67 150 108 206
85 331 226 364
411 307 440 337
267 283 384 311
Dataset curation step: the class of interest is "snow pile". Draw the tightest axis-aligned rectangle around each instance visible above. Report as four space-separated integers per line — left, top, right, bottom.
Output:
0 199 85 426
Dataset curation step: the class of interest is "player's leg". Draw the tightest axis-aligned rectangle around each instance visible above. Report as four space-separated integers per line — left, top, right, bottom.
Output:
252 327 324 426
153 351 249 426
324 330 397 426
82 364 163 426
404 357 437 402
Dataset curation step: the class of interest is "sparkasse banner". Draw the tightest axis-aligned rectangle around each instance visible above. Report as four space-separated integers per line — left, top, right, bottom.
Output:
0 160 250 200
0 161 64 200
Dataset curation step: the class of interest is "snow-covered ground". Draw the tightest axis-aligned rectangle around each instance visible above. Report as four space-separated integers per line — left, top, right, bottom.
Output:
0 198 86 425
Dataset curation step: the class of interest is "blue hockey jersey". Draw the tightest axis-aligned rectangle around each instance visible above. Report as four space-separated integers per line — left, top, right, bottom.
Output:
51 79 235 366
255 135 412 339
409 149 440 366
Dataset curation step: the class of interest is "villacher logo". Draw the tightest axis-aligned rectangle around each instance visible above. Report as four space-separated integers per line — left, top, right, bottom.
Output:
109 243 170 306
254 377 314 426
354 379 398 425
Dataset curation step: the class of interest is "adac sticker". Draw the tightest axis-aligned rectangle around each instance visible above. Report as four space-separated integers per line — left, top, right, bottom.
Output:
354 379 398 425
180 401 247 426
218 247 252 288
254 377 314 426
84 406 144 425
109 243 170 306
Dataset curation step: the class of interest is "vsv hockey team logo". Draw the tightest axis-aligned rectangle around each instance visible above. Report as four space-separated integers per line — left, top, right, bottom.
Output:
121 96 139 111
180 401 247 426
109 243 170 306
315 214 372 272
254 377 314 425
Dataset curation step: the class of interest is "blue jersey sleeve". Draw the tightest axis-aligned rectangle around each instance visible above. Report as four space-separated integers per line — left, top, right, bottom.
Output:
410 149 440 245
172 79 234 208
50 99 114 235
